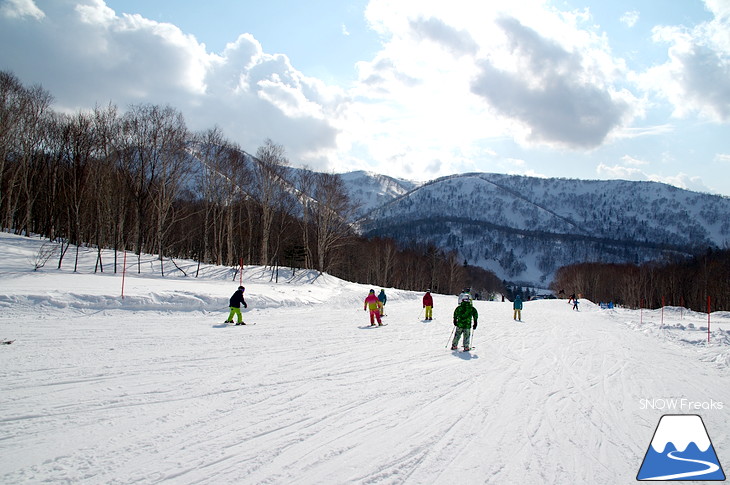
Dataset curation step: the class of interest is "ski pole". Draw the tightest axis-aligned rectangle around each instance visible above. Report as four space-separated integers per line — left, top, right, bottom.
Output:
446 325 456 348
418 308 424 320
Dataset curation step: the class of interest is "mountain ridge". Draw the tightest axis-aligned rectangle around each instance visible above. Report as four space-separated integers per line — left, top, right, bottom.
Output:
341 171 730 286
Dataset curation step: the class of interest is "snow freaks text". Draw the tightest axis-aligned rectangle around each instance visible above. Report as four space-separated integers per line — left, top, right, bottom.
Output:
639 398 724 411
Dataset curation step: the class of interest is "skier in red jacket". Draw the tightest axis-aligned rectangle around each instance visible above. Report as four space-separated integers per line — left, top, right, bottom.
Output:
423 289 434 320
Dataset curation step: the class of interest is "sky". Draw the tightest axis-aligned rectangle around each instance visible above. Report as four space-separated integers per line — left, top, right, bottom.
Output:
1 0 729 196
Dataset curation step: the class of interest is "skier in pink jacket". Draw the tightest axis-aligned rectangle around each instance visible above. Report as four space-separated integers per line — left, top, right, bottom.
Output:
364 289 384 326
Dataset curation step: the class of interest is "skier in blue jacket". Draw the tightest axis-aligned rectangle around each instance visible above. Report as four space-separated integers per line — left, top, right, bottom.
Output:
513 295 523 321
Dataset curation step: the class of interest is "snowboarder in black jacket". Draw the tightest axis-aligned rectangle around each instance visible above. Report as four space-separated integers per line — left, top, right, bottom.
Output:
225 286 247 325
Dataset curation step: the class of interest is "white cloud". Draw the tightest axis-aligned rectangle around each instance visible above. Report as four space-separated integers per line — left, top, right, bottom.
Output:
638 3 730 122
408 16 478 57
620 10 639 28
470 16 636 149
0 0 44 19
620 155 649 166
343 0 643 179
0 0 344 169
596 163 712 193
656 172 711 193
596 162 648 181
614 124 674 139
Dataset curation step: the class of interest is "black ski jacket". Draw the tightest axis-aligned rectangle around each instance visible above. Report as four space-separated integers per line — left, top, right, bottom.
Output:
229 290 247 308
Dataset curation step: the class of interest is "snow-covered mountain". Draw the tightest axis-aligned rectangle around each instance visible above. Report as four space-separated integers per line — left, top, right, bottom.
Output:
346 172 730 285
338 170 418 216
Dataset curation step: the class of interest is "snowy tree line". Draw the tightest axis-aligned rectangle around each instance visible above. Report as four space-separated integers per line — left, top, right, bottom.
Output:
550 248 730 312
0 70 488 295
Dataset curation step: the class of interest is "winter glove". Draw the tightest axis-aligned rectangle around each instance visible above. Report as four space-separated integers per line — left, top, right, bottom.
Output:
472 321 478 330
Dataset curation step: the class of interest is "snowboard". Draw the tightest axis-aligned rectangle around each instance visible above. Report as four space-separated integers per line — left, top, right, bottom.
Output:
1 339 15 345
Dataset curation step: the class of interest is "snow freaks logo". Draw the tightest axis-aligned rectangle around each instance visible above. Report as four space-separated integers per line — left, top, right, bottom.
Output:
637 414 726 481
639 398 724 411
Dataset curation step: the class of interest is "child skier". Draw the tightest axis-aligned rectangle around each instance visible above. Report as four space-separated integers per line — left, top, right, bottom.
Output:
423 289 434 320
364 289 384 326
378 289 387 316
452 296 478 351
513 294 523 321
225 286 247 325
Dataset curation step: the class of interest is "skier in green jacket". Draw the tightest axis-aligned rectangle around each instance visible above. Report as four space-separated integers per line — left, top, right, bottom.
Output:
452 296 478 351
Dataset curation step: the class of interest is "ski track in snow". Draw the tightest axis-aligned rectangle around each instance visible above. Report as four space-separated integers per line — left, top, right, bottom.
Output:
0 235 729 484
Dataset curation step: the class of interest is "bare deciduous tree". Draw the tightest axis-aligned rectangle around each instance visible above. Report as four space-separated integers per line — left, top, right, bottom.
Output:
309 172 357 273
252 139 289 266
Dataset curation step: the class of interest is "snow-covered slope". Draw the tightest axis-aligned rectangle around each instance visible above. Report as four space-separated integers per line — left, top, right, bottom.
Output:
359 173 730 285
1 232 728 484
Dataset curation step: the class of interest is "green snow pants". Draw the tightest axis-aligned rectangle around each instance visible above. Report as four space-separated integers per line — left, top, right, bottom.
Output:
452 327 471 348
227 306 243 323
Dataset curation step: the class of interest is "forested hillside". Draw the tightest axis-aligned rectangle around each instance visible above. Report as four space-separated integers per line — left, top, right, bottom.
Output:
358 172 730 285
0 70 500 297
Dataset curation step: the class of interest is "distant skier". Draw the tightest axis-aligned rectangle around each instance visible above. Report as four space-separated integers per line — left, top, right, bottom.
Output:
452 296 478 351
378 289 387 316
458 287 472 303
364 289 384 326
572 298 579 311
423 289 434 321
225 286 247 325
513 294 523 321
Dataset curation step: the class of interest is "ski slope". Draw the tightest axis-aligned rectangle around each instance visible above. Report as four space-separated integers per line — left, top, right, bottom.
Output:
1 233 728 484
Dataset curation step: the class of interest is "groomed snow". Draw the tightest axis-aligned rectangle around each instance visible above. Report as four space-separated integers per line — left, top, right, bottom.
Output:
1 232 728 484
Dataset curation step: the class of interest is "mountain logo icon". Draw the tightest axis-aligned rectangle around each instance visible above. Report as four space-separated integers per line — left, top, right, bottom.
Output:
637 414 726 481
